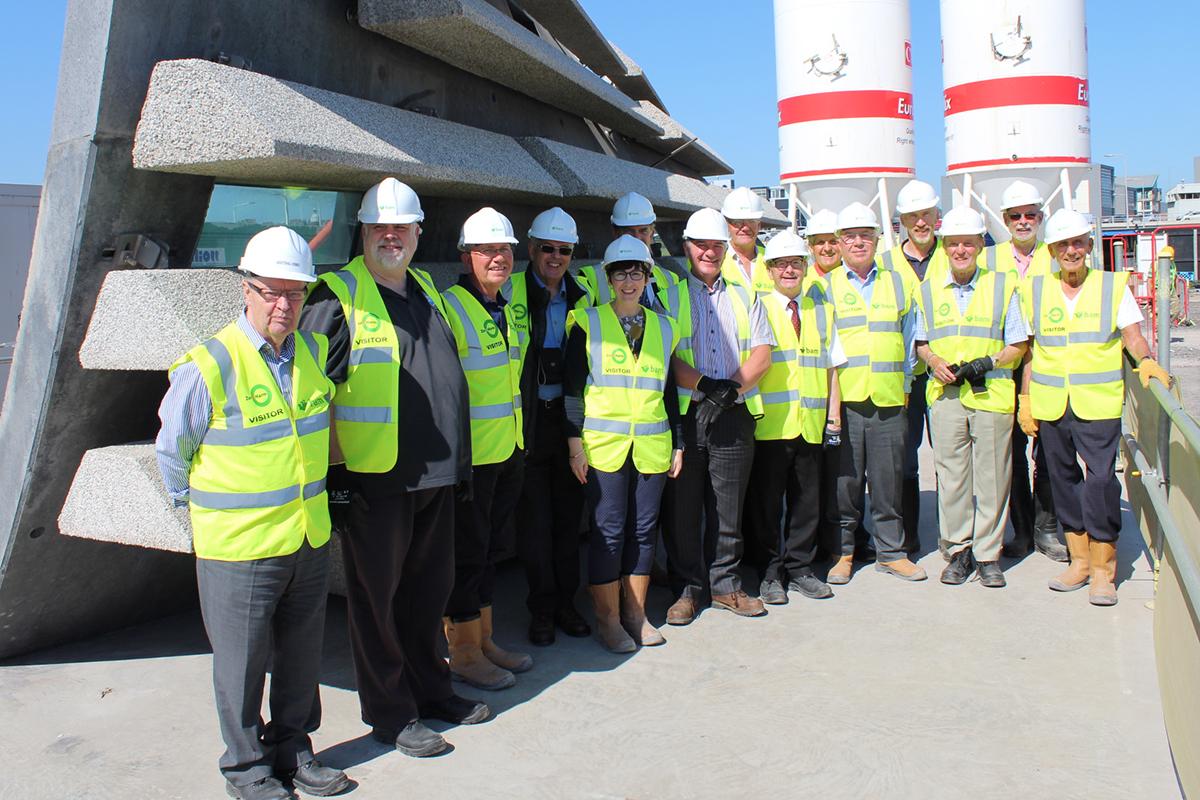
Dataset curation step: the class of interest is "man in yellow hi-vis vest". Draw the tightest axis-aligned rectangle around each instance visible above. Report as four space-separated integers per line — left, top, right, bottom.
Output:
442 207 533 691
825 202 925 584
987 179 1067 563
1020 209 1169 607
301 179 484 759
720 186 774 300
157 228 350 800
914 208 1028 589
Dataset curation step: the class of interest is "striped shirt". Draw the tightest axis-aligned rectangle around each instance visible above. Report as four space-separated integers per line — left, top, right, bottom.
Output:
155 312 297 506
685 272 774 404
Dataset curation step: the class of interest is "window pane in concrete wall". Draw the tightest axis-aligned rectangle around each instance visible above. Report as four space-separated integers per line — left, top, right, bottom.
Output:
193 185 361 268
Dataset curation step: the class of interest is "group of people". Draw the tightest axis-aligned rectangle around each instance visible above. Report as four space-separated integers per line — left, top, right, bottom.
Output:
155 175 1171 799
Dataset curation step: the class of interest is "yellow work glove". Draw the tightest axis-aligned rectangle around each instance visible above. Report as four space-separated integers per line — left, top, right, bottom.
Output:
1017 394 1038 437
1135 358 1171 389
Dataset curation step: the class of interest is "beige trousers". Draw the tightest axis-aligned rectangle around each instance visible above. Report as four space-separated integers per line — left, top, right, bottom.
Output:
929 387 1014 562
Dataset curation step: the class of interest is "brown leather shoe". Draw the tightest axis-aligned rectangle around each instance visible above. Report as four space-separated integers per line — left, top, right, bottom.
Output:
711 590 767 617
874 558 928 581
665 595 697 626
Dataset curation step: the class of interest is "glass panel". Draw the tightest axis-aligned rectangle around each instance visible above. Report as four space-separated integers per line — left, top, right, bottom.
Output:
193 185 361 268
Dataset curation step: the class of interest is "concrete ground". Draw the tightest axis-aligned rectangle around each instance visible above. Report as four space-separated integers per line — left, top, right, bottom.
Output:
0 447 1180 800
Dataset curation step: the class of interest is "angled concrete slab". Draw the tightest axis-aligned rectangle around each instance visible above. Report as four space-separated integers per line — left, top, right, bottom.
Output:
356 0 663 141
133 59 563 202
608 41 668 112
514 0 628 88
79 269 243 371
631 101 734 177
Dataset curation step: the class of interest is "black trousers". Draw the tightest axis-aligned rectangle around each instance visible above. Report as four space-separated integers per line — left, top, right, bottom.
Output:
661 403 756 601
746 436 824 583
343 485 455 735
585 453 667 584
197 541 329 786
448 450 525 621
1038 406 1122 542
515 403 584 615
1010 412 1059 538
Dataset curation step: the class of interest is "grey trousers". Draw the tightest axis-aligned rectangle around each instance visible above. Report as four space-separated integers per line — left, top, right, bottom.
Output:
196 540 330 786
834 400 907 562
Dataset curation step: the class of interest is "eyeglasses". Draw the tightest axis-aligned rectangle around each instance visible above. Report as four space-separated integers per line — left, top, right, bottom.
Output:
728 219 758 230
609 270 649 283
471 245 512 258
246 281 306 304
538 244 574 256
1007 211 1041 221
768 259 806 272
839 232 876 243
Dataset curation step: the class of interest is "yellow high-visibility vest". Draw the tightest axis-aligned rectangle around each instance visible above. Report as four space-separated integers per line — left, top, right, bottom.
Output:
500 269 591 338
916 268 1016 413
722 244 773 301
1024 268 1129 421
177 322 333 561
443 284 527 465
826 266 909 407
986 241 1054 282
656 275 765 417
756 286 834 443
568 304 677 473
316 257 448 473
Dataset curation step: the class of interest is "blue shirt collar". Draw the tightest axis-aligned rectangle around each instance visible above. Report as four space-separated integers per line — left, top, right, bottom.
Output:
943 267 980 289
845 266 877 286
237 311 295 362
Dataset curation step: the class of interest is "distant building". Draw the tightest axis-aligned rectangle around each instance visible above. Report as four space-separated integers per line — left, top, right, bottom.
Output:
1166 182 1200 221
1100 164 1115 219
750 185 790 217
1115 174 1163 219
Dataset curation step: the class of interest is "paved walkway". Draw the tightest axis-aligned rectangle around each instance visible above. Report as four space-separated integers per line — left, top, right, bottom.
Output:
0 454 1180 799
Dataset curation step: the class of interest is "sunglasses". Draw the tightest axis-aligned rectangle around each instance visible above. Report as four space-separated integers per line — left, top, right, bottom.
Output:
538 244 574 256
1007 211 1041 221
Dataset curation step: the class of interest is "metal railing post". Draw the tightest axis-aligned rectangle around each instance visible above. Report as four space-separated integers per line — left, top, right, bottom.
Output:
1154 254 1173 566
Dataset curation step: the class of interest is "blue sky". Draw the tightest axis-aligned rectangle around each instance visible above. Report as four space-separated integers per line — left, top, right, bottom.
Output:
2 1 1197 191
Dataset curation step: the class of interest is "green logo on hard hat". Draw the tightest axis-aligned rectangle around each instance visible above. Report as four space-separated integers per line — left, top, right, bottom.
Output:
1048 307 1064 324
482 320 500 339
843 292 857 305
249 384 273 408
362 313 382 333
938 302 951 317
511 303 528 321
611 348 628 365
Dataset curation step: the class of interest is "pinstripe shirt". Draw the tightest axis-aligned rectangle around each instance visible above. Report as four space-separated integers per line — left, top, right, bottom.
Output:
155 313 297 506
686 272 774 404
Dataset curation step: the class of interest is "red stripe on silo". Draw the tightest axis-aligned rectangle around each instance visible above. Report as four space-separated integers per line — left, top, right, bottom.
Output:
943 76 1089 116
946 156 1091 171
778 90 913 125
780 166 914 180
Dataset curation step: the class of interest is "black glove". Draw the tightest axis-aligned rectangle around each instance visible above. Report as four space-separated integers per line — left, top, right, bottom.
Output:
697 376 742 408
956 356 994 383
823 423 842 448
694 395 728 431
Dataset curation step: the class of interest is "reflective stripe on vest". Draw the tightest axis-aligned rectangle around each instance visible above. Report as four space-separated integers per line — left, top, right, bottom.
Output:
500 270 589 336
721 244 773 301
179 323 333 560
827 267 909 407
1026 269 1127 421
756 284 834 443
918 268 1015 413
443 285 526 465
572 304 676 473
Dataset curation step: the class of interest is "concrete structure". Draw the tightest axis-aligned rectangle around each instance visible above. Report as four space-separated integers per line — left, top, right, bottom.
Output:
0 184 39 405
0 0 744 658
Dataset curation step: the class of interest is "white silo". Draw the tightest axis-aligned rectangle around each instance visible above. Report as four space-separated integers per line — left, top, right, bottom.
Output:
940 0 1094 241
774 0 915 243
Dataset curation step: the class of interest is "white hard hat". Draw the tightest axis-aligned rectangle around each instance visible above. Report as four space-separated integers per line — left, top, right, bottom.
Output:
836 202 880 232
803 209 839 238
895 179 940 214
239 226 317 283
1001 180 1045 210
937 206 987 237
359 177 424 224
764 230 810 262
611 192 656 227
1043 208 1093 245
682 208 730 242
720 186 765 220
528 206 578 244
601 234 653 268
459 207 519 250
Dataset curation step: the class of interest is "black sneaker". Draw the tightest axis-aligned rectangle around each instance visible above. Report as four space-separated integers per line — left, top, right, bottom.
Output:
372 720 448 757
787 572 834 599
420 694 491 725
940 549 974 585
758 578 789 605
976 560 1006 588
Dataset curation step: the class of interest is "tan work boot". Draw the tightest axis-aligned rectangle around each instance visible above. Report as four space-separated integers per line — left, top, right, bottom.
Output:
1088 539 1119 606
588 582 637 653
875 558 928 581
479 605 532 673
1048 531 1091 592
444 617 516 690
827 555 854 585
620 575 665 646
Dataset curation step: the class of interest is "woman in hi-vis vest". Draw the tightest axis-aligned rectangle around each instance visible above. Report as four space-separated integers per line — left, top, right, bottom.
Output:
562 235 684 654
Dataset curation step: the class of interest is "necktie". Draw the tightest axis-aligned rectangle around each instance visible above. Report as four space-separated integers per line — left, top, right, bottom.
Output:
787 299 801 339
